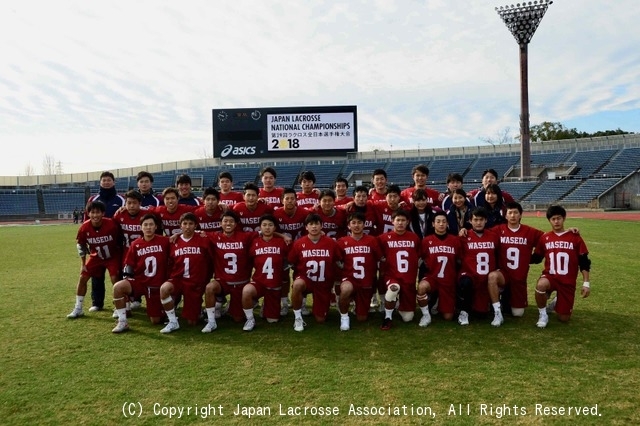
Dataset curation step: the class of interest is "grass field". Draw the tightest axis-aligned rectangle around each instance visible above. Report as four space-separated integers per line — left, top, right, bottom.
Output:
1 217 639 425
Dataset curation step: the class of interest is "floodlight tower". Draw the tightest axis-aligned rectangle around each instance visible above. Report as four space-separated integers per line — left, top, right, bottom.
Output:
496 1 552 178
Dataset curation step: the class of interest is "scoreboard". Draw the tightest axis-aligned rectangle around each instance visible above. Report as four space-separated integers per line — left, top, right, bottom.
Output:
212 105 357 160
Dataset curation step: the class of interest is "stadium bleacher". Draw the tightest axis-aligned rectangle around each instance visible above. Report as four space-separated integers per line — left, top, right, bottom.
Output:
523 179 580 204
464 155 520 183
561 178 621 203
565 149 618 177
0 190 40 216
598 147 640 177
42 188 86 214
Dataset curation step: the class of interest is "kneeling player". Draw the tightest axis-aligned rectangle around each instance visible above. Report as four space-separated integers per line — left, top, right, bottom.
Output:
112 214 170 333
159 213 214 333
417 211 462 325
241 214 289 331
534 205 591 328
378 210 421 330
336 212 382 331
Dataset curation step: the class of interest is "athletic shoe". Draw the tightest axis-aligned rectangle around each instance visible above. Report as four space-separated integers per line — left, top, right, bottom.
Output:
201 320 217 333
546 297 557 314
301 304 310 317
215 304 229 319
430 299 439 315
280 301 289 317
536 313 549 329
130 301 142 310
491 311 504 327
112 321 129 333
66 308 84 319
380 317 392 330
293 317 306 332
419 312 432 327
160 321 180 334
369 295 379 308
340 315 350 331
243 318 256 331
88 306 102 312
112 309 118 319
458 310 469 326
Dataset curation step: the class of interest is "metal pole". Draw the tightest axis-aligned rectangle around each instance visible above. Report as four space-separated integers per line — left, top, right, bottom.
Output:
519 43 531 178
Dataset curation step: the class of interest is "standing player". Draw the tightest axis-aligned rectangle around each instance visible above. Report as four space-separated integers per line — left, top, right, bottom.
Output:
467 168 515 207
333 177 353 207
341 185 379 236
368 169 388 204
400 164 440 206
241 214 290 331
296 170 319 208
258 166 284 208
315 189 348 240
417 211 462 325
135 171 163 207
440 173 464 211
67 201 123 318
233 182 274 232
158 213 214 333
111 214 171 333
288 213 341 332
194 187 223 234
487 202 544 325
203 211 257 331
217 171 245 207
336 212 382 331
377 210 421 330
113 190 145 250
154 187 197 236
534 205 591 328
176 174 202 206
457 207 500 326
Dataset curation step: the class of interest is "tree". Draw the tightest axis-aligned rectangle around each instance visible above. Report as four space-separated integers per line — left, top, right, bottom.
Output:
23 163 35 176
42 154 57 175
479 127 515 146
530 122 632 142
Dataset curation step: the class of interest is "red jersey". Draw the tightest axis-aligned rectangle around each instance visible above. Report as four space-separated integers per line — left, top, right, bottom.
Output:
337 234 382 287
459 229 500 278
341 204 379 236
420 233 462 285
495 223 544 282
296 191 319 208
232 202 274 232
536 231 589 286
401 186 440 206
208 230 257 283
372 202 410 235
334 196 354 207
169 233 214 284
249 236 290 289
259 187 285 208
76 218 122 262
218 191 244 207
273 206 309 241
316 207 348 239
153 204 197 236
193 206 223 234
113 209 145 250
288 235 340 284
378 231 420 284
124 235 171 288
368 189 388 205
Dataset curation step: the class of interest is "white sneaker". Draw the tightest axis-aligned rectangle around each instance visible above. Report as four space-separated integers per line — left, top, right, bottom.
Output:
280 301 289 317
130 301 142 310
419 312 432 327
546 297 557 314
458 310 469 326
243 318 256 331
340 315 350 331
301 304 310 316
369 295 378 308
201 320 217 333
215 304 228 319
293 317 306 332
491 311 504 327
430 299 439 315
536 313 549 328
112 321 129 333
160 321 180 334
67 308 84 319
112 309 118 319
88 306 101 312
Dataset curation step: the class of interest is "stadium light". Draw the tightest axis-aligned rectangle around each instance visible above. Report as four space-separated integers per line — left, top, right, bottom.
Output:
496 0 552 178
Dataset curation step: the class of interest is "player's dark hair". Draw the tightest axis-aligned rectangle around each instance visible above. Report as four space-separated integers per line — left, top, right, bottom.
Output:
260 166 277 179
387 184 401 195
222 210 241 223
140 213 163 234
433 210 448 221
412 188 427 201
99 171 115 180
319 189 336 200
412 164 429 176
546 205 567 220
179 212 198 224
391 209 410 220
259 214 277 226
505 201 523 215
218 171 233 182
86 200 106 213
124 190 144 202
203 187 220 199
471 207 488 219
347 211 366 223
485 183 503 205
334 177 349 187
452 188 467 198
243 182 259 194
282 187 296 198
482 168 499 180
304 213 323 225
447 173 463 184
176 174 192 185
136 171 154 182
162 187 179 198
299 170 316 184
372 168 387 179
353 185 369 195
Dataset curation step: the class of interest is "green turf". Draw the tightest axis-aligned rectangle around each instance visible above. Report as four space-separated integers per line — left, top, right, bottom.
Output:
0 218 638 425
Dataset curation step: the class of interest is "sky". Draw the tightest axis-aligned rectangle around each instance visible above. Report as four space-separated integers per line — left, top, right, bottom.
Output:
1 0 639 176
